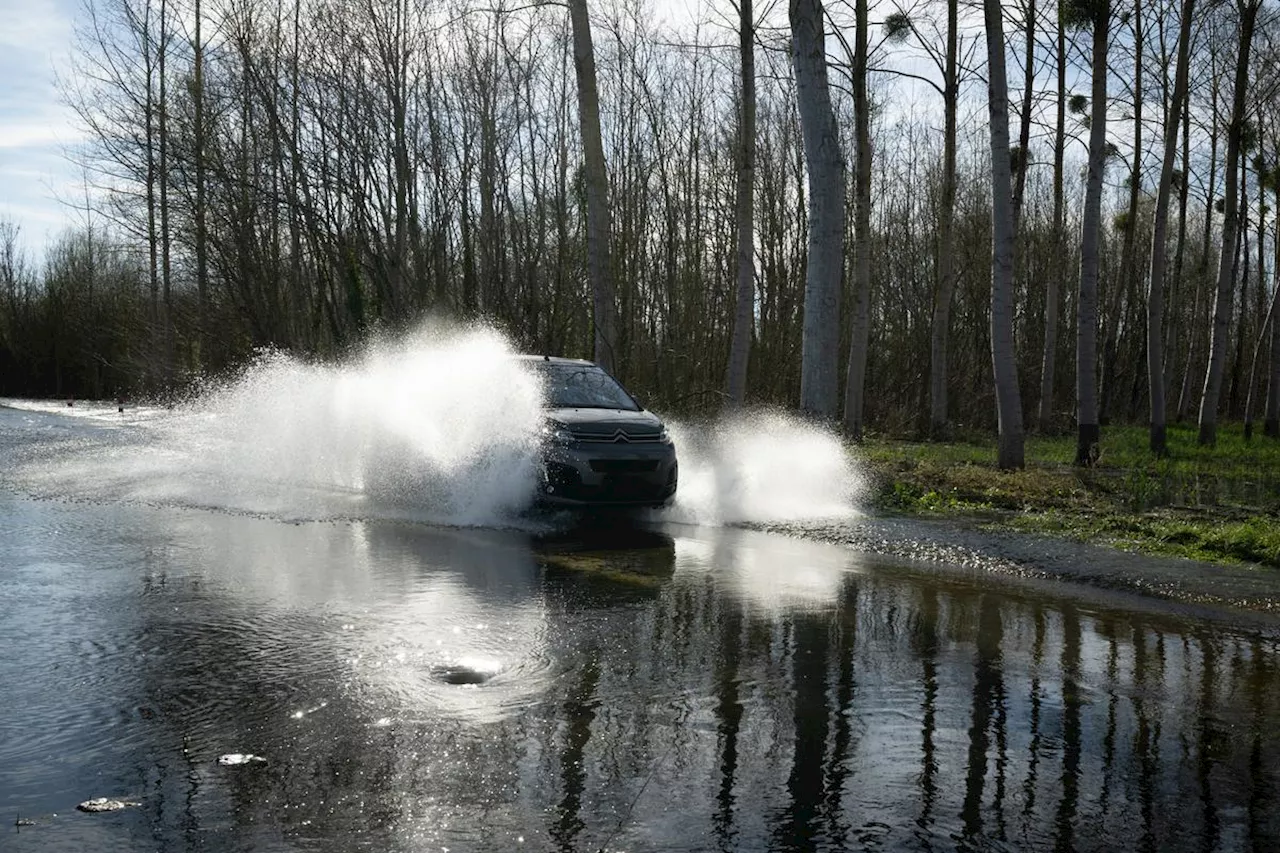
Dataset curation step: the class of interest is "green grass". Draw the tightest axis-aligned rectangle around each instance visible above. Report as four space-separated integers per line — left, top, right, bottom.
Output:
859 422 1280 567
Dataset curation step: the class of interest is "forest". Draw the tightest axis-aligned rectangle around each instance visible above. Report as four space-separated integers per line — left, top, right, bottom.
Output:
1 0 1279 469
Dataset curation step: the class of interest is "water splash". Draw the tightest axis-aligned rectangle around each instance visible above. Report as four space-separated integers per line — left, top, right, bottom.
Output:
3 323 862 527
178 324 546 524
7 322 545 525
661 410 861 526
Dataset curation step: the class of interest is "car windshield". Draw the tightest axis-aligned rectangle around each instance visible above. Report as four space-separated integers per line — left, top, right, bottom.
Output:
537 363 640 411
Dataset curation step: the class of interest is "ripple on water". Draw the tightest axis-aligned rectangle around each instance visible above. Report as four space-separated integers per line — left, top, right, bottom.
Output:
346 579 557 722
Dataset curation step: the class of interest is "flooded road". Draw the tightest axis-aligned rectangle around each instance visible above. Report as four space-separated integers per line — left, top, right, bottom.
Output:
3 388 1280 852
5 495 1280 851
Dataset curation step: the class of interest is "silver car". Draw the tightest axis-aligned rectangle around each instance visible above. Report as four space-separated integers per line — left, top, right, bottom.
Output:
521 356 678 508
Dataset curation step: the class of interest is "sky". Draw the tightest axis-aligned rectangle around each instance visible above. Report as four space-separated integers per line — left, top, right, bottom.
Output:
0 0 85 257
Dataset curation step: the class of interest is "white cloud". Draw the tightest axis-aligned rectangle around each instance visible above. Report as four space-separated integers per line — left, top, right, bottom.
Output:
0 120 79 151
0 0 72 51
0 0 81 253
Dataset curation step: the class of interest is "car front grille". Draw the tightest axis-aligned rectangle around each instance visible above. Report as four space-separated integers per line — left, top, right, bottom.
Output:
588 459 660 473
570 430 664 444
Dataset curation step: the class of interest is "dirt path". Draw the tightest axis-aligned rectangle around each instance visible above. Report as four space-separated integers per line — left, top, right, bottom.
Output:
766 512 1280 617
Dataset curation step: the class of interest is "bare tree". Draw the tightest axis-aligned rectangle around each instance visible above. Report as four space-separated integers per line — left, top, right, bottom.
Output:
842 0 871 437
932 0 960 437
1178 14 1225 422
1037 4 1067 433
1267 147 1280 438
1071 0 1110 466
726 0 756 406
1244 266 1278 438
983 0 1025 469
791 0 845 419
1146 0 1195 456
158 0 173 385
192 0 208 364
1011 0 1036 229
1103 0 1142 425
569 0 618 374
1267 227 1280 436
883 1 966 436
0 220 31 370
1199 0 1262 445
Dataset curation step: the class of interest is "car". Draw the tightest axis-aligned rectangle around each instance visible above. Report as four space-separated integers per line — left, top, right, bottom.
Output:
519 355 678 508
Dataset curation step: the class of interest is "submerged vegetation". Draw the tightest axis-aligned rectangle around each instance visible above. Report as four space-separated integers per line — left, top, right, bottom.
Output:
863 423 1280 568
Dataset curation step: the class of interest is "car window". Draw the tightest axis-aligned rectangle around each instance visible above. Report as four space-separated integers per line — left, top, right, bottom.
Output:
540 364 640 411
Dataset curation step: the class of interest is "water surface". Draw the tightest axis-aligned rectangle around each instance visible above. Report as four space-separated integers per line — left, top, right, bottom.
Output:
4 489 1280 852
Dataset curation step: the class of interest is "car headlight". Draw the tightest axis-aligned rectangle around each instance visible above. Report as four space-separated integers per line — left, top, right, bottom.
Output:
543 424 576 445
658 426 673 445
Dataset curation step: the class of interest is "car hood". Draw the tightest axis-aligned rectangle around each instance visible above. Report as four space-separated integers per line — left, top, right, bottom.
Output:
547 407 665 437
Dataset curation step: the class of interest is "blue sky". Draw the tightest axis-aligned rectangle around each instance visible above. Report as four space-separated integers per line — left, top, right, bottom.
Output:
0 0 83 257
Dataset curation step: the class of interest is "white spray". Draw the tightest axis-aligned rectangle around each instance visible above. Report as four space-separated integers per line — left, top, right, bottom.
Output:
5 322 861 526
661 411 861 525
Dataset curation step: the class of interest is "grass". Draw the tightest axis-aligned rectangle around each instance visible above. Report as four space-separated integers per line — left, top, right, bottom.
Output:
858 422 1280 568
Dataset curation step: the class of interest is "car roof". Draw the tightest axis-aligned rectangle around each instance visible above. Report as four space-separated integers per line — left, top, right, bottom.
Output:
513 354 597 367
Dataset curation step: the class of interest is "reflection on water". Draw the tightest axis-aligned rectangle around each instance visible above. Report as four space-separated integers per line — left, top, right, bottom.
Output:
4 497 1280 852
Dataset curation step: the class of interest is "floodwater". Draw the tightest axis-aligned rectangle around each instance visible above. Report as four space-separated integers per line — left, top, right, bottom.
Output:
4 337 1280 852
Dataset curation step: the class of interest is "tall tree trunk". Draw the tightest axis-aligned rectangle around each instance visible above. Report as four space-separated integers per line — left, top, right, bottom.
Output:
1252 133 1268 428
984 0 1025 469
1266 185 1280 436
287 0 303 347
928 0 959 436
141 0 159 392
568 0 618 374
389 0 411 323
842 0 871 436
791 0 845 419
1146 0 1194 456
1103 0 1140 425
1076 2 1109 466
1199 0 1260 445
1038 14 1066 433
726 0 756 406
193 0 207 368
1230 167 1250 416
159 0 172 389
1011 0 1035 230
1245 276 1278 439
1168 73 1192 403
1178 66 1218 421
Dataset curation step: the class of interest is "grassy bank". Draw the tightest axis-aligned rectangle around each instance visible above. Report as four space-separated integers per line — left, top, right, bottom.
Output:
859 423 1280 568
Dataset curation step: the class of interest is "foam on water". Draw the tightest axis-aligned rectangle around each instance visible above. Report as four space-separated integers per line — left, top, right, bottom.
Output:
4 321 862 527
